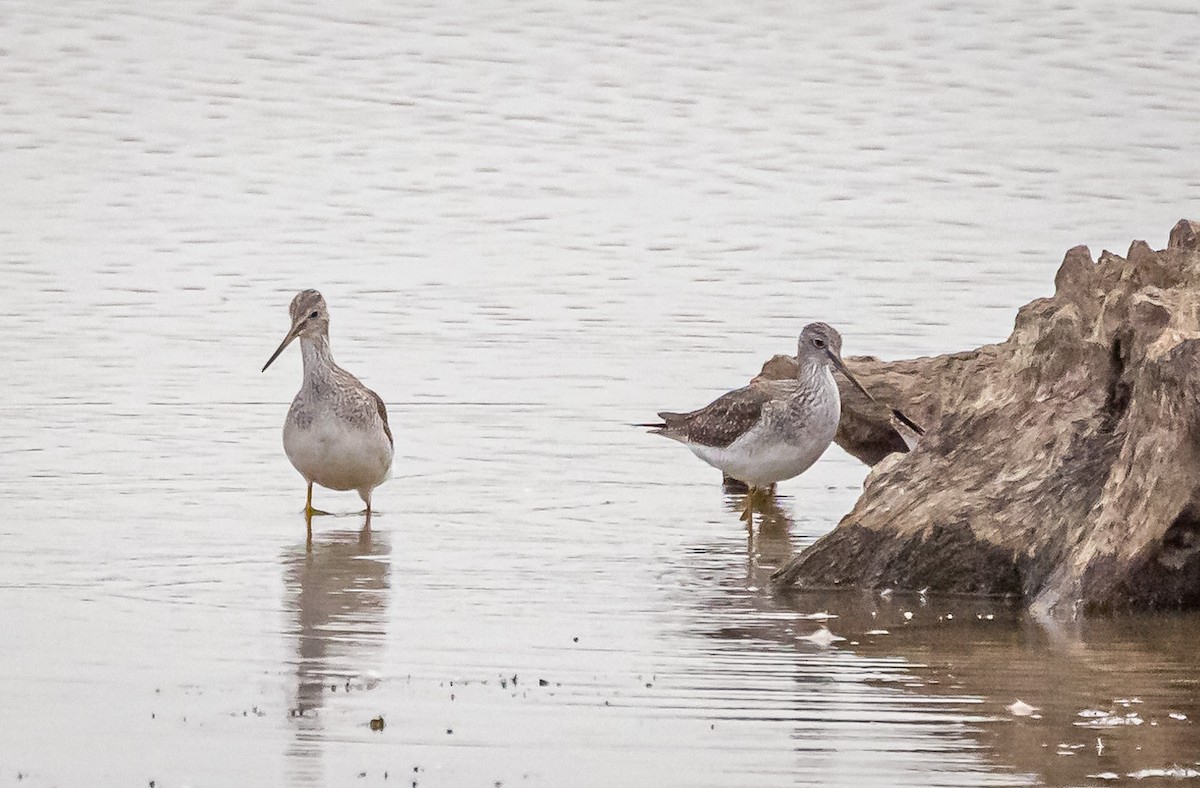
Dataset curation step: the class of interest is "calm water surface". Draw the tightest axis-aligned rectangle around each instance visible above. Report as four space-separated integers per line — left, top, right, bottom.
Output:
3 1 1200 786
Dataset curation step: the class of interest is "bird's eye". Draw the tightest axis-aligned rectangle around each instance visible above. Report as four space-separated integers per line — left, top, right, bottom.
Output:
309 311 319 319
813 337 826 348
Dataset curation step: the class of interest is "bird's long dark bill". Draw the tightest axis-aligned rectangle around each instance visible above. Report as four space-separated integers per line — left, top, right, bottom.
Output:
262 325 300 372
826 350 876 401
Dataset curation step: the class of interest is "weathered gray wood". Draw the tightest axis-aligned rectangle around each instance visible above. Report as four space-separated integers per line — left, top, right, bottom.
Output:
773 220 1200 614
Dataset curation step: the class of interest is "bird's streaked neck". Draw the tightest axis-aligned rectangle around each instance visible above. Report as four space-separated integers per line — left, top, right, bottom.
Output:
299 333 336 383
796 356 832 384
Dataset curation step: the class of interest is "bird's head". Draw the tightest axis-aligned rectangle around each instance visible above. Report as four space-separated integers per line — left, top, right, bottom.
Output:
263 289 329 372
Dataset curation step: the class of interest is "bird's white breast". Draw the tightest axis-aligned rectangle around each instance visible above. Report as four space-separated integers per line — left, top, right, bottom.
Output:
689 369 841 487
283 411 393 493
690 427 832 487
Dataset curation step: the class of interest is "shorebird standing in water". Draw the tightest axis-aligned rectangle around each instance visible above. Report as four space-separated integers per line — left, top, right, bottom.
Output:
642 322 876 521
262 290 394 525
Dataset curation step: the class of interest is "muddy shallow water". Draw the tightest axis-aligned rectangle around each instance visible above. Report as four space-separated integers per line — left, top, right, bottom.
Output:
3 1 1200 786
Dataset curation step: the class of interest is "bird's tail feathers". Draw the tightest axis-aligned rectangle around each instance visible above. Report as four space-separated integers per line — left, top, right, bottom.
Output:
634 411 689 437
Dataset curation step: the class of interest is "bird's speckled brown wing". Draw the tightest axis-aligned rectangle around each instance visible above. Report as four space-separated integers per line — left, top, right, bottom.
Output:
328 365 394 447
368 388 393 447
657 381 792 448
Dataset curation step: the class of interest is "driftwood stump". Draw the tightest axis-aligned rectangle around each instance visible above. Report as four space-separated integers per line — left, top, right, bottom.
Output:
772 220 1200 614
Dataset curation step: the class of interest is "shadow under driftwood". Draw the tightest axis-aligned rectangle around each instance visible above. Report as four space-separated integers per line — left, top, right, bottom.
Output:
772 220 1200 615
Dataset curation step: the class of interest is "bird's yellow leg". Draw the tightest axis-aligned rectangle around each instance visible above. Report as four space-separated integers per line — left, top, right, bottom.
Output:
740 489 756 523
303 482 332 517
742 486 776 525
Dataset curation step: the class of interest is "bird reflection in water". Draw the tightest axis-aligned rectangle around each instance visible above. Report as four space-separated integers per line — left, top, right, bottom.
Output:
721 487 797 580
282 518 390 784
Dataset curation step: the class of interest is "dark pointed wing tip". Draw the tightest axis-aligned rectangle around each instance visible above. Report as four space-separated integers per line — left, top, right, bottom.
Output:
892 409 926 436
635 409 683 429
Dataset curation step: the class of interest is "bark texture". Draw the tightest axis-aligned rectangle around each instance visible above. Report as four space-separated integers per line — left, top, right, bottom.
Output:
772 220 1200 614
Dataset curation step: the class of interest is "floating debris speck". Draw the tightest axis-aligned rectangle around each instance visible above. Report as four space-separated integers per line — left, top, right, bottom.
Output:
1075 713 1143 728
800 626 846 647
1007 700 1039 717
1127 766 1200 780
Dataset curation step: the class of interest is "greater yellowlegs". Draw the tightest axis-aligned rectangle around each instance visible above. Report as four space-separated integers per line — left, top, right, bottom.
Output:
642 322 874 519
262 289 394 521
